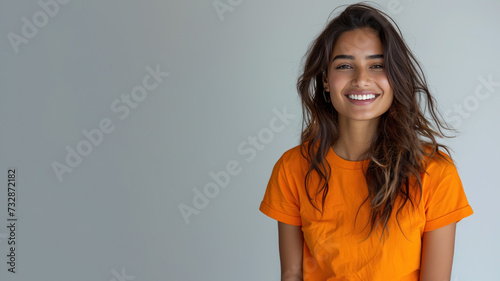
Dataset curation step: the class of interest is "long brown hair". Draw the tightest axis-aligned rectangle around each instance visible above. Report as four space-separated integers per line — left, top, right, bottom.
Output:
297 3 452 240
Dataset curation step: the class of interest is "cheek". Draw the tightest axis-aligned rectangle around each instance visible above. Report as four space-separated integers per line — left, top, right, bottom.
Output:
387 92 394 106
384 86 394 106
383 90 394 113
374 72 392 90
328 74 349 91
374 73 394 107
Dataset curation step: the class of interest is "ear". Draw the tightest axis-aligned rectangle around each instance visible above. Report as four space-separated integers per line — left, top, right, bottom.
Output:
322 72 330 92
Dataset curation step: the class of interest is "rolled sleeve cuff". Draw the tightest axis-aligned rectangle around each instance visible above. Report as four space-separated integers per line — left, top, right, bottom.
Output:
259 201 302 226
424 205 474 232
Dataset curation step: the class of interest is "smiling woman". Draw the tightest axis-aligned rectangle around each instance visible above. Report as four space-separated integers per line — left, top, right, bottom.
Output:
323 27 393 127
259 3 473 281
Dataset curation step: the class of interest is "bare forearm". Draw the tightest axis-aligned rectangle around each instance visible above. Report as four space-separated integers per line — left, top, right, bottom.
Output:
419 223 457 281
278 222 304 281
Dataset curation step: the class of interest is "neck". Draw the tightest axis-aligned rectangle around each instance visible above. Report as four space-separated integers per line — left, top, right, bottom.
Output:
333 117 379 161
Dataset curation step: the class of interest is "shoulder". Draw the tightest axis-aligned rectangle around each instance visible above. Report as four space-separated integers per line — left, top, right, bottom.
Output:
279 144 311 169
281 144 307 162
420 147 464 196
269 144 311 178
422 147 457 176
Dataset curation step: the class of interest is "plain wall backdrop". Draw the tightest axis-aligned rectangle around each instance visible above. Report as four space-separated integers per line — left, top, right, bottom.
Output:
0 0 498 280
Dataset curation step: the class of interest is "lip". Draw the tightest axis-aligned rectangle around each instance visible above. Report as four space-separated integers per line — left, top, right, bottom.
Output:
344 90 380 106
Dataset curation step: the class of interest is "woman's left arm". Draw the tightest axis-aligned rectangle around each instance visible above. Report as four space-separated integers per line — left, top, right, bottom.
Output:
419 222 457 281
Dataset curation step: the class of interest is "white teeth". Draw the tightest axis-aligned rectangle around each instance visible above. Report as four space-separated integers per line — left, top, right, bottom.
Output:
348 94 376 100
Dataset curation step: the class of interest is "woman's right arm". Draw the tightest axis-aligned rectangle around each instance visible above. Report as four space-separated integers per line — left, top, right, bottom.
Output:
278 221 304 281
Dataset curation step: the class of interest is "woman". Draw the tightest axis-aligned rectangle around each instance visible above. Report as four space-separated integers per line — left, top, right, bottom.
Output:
259 3 473 281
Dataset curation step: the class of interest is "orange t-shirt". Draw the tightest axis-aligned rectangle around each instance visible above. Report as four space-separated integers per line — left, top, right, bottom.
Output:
259 145 473 281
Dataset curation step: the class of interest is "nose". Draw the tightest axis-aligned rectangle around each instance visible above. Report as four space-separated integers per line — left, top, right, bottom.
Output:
351 68 371 87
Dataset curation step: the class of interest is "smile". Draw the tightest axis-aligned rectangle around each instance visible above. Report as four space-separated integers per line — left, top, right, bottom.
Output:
347 94 377 100
344 91 380 105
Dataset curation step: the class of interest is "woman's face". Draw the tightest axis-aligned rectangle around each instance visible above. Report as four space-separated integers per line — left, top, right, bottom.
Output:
323 27 393 124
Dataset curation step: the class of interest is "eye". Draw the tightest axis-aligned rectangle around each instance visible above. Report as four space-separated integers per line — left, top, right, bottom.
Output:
335 64 352 69
371 64 384 69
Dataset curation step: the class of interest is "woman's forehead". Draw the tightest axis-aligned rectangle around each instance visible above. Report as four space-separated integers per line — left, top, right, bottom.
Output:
332 28 383 57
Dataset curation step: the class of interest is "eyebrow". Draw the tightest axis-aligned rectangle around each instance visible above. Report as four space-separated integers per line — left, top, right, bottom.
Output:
332 54 384 61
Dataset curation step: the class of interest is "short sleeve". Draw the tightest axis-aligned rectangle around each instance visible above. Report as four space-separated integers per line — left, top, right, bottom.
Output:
424 160 473 232
259 155 302 226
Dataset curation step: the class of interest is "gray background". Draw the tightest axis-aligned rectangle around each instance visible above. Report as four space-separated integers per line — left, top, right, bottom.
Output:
0 0 498 280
